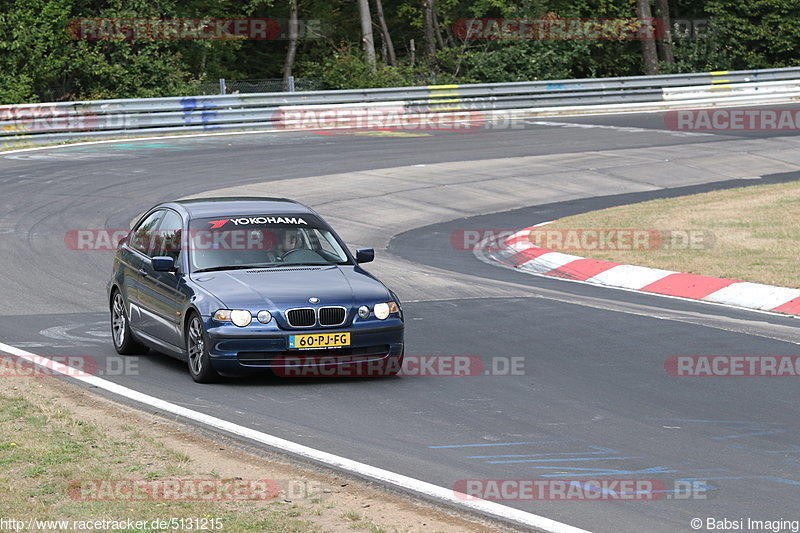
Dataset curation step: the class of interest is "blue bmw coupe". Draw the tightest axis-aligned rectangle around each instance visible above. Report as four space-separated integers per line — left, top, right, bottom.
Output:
108 197 404 382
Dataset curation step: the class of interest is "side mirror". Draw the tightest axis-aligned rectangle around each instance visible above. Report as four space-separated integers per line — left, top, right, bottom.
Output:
355 248 374 264
151 256 176 272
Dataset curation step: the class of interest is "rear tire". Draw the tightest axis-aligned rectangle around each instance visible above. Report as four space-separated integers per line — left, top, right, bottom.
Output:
110 290 146 355
186 314 220 383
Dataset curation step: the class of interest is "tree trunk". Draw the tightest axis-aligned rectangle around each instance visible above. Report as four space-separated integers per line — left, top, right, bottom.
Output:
422 0 436 57
432 0 445 50
373 0 396 66
636 0 659 75
655 0 675 64
357 0 377 72
443 16 455 47
282 0 299 91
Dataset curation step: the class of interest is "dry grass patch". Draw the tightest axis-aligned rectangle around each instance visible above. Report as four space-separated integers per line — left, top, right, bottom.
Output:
537 180 800 287
0 387 317 532
0 377 502 533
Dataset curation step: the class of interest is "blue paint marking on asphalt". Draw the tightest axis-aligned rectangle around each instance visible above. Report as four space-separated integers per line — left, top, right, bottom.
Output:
586 446 618 453
466 451 611 459
466 445 618 459
650 418 751 423
430 435 800 492
428 441 572 448
486 456 640 464
764 446 800 453
534 467 677 477
674 476 800 486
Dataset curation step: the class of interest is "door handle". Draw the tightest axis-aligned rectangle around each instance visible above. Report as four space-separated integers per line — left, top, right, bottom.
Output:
138 268 148 278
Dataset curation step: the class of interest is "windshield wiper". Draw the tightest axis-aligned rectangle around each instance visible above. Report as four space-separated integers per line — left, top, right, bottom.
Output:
193 264 277 273
270 262 330 267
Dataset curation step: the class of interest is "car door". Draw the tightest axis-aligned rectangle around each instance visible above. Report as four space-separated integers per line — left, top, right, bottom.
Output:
123 209 165 330
136 209 187 348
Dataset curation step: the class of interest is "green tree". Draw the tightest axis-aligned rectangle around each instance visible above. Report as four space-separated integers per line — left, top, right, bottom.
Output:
705 0 800 69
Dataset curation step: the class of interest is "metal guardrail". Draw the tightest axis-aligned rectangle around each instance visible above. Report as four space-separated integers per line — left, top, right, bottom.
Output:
2 67 800 147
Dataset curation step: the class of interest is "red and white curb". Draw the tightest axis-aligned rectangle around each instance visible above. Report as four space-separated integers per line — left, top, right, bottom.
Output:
476 226 800 317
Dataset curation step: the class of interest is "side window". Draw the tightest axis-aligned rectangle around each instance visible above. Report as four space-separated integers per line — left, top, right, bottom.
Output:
155 210 183 261
312 229 337 255
130 211 164 257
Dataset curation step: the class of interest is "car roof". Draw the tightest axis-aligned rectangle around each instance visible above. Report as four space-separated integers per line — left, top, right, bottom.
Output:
164 197 316 218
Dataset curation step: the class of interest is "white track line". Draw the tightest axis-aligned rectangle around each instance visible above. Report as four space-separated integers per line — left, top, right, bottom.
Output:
0 340 590 533
524 120 712 137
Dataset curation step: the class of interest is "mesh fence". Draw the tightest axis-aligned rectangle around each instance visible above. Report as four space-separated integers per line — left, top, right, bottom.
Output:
196 77 322 95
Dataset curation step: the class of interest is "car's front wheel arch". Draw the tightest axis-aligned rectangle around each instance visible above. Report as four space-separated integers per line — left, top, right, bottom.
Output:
182 305 203 341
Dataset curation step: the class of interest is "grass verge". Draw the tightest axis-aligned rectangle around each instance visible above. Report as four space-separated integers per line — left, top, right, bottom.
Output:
0 374 498 533
536 180 800 288
0 387 320 532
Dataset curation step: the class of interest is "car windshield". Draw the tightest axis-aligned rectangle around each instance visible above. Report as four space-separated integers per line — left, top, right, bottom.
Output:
188 214 351 272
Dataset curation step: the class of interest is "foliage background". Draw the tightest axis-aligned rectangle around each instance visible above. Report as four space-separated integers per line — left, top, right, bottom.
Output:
0 0 797 103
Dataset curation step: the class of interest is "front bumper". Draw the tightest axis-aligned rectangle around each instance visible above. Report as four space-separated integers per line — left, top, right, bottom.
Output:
203 317 404 373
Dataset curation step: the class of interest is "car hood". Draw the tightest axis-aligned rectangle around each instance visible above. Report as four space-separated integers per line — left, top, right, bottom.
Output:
190 265 391 311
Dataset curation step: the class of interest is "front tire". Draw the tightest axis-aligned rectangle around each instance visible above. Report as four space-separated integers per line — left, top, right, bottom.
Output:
110 291 146 355
186 314 220 383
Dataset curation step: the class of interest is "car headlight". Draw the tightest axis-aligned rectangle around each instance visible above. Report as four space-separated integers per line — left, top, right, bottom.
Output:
230 310 253 327
358 305 370 319
257 310 272 324
214 309 252 327
373 301 399 320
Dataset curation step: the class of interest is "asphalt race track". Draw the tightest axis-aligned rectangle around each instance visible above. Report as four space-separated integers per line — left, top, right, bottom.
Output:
1 106 800 532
